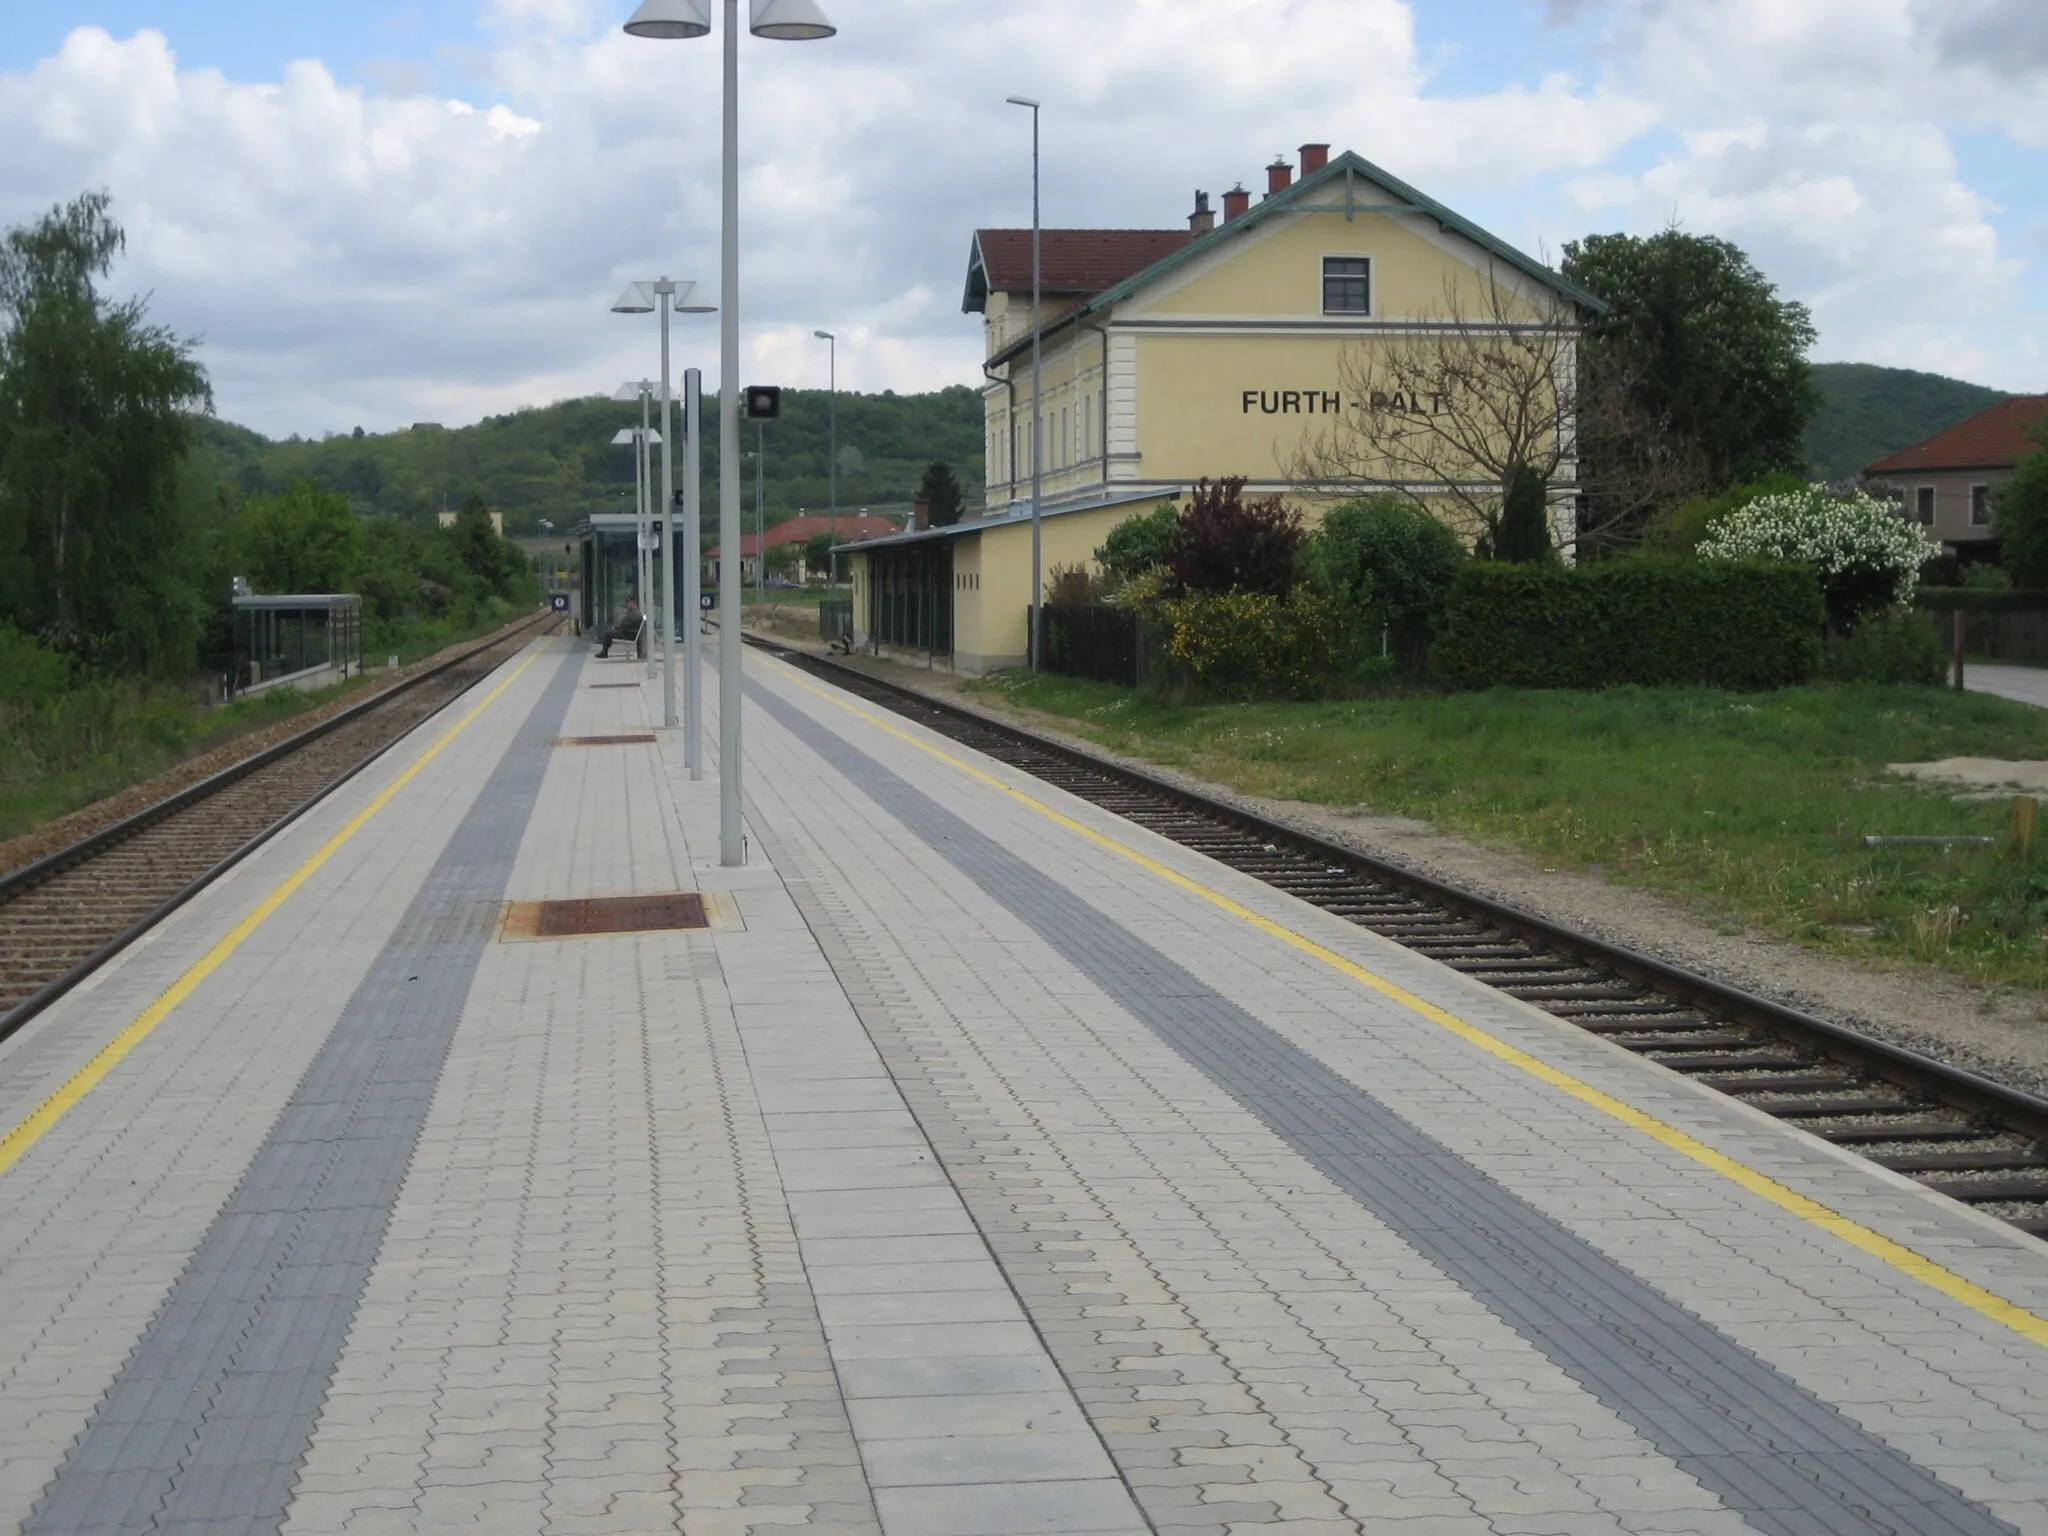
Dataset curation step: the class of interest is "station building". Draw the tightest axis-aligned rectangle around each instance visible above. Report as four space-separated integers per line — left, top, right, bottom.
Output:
840 143 1600 674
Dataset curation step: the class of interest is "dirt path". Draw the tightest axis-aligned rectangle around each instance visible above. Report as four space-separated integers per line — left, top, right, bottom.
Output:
783 641 2048 1101
0 615 551 881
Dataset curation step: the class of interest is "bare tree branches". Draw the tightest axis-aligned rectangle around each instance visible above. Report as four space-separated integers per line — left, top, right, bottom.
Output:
1287 261 1711 555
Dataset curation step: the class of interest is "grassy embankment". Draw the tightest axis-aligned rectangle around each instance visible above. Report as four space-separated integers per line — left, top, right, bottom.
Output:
1 611 521 845
970 671 2048 999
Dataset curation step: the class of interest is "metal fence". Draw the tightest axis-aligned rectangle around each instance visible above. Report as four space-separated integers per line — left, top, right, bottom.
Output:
820 599 852 645
1037 604 1151 687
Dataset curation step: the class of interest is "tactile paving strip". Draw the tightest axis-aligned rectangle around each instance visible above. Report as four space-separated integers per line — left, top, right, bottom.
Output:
24 650 582 1536
751 680 2020 1536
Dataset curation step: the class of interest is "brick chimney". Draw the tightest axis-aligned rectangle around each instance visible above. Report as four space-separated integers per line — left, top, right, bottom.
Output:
1299 142 1329 175
1222 183 1250 221
1188 189 1214 235
913 496 932 531
1265 157 1293 196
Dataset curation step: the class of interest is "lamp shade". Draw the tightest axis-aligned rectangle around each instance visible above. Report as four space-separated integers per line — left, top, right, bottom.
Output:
611 428 638 444
672 281 717 313
611 281 656 314
750 0 836 40
624 0 711 39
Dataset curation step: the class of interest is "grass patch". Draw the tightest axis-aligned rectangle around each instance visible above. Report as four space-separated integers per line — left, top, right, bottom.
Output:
1 610 516 845
969 671 2048 996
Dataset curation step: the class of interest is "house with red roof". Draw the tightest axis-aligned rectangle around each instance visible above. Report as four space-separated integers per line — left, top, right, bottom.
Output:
1867 396 2048 559
705 512 898 585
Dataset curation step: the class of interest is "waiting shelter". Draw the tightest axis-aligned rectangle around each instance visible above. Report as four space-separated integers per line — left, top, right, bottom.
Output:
574 512 680 638
230 593 363 697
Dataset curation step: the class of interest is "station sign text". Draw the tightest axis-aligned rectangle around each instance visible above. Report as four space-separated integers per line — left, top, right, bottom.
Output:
1240 389 1446 416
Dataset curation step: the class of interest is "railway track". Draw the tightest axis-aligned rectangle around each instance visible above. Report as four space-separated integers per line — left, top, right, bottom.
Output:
756 638 2048 1241
0 613 559 1040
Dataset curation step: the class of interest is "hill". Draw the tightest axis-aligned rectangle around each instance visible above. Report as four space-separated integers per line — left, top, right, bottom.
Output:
191 386 988 538
1805 362 2012 480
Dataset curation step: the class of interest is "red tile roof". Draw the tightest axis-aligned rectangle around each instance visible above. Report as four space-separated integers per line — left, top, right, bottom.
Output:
708 513 898 560
1867 395 2048 475
973 229 1192 298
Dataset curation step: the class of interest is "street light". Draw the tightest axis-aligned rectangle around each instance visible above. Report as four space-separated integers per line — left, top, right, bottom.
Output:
814 329 836 558
626 0 837 868
1006 95 1043 670
614 276 714 769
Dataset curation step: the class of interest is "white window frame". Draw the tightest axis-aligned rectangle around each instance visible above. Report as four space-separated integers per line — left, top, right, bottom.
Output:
1970 483 1991 526
1915 485 1935 526
1321 254 1373 317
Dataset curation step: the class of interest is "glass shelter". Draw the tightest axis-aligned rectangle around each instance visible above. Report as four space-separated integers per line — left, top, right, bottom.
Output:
231 593 364 697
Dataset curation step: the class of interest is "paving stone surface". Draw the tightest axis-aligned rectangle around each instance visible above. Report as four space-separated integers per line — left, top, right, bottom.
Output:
6 636 2048 1536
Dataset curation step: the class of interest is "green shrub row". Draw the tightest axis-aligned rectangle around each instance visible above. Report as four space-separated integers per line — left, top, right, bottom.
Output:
1431 560 1823 691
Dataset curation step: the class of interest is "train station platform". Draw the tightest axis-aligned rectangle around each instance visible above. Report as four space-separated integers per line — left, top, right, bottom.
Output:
2 632 2046 1536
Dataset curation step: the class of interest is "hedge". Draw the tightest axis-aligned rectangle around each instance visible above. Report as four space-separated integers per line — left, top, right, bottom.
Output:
1913 587 2048 614
1431 560 1823 691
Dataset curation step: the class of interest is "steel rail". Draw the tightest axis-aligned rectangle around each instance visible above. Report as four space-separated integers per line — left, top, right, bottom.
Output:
0 613 558 1043
750 636 2048 1236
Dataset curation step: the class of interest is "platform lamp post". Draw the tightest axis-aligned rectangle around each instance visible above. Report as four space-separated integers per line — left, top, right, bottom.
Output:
625 0 837 869
613 278 715 754
1005 94 1043 669
814 329 836 558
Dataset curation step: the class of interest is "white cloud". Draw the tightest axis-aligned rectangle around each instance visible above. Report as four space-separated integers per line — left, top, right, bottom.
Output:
1550 0 2042 390
1 0 2040 434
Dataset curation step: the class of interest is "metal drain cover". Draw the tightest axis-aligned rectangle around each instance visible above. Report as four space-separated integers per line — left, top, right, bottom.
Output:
511 894 709 938
556 734 657 746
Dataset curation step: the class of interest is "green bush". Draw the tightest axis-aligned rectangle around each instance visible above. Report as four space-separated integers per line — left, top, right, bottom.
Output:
1157 587 1345 700
1819 609 1947 685
1431 559 1822 691
1305 496 1465 673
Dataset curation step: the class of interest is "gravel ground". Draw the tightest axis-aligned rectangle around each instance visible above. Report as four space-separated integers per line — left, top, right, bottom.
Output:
790 641 2048 1103
0 616 548 882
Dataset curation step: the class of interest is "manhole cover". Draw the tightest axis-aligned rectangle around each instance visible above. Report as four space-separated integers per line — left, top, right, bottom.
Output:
556 734 657 746
509 894 709 938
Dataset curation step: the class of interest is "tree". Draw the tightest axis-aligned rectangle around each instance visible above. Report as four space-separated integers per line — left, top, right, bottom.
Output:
1289 263 1597 552
804 532 844 583
1163 477 1303 598
1494 463 1553 563
1993 410 2048 587
1095 502 1180 582
0 191 212 673
1562 230 1820 490
918 461 965 527
763 542 801 582
235 480 360 593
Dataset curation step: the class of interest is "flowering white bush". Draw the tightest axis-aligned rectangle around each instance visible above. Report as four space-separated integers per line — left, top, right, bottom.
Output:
1696 486 1934 626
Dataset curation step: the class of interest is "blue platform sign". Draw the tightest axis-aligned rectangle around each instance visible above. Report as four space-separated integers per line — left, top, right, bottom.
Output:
550 593 570 613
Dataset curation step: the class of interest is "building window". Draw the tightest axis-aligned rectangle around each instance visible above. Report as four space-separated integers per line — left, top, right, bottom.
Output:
1323 257 1371 315
1971 484 1990 526
1915 486 1935 525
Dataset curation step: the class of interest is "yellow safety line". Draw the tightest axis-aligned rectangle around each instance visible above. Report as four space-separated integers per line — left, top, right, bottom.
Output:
0 646 548 1179
764 656 2048 1351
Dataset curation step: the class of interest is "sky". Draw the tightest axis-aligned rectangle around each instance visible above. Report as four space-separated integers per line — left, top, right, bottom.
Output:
2 0 2044 439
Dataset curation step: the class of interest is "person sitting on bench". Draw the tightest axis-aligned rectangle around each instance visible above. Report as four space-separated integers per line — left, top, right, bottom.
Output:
597 599 644 658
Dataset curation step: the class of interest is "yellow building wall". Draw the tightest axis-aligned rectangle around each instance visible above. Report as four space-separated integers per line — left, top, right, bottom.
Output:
1149 209 1550 322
